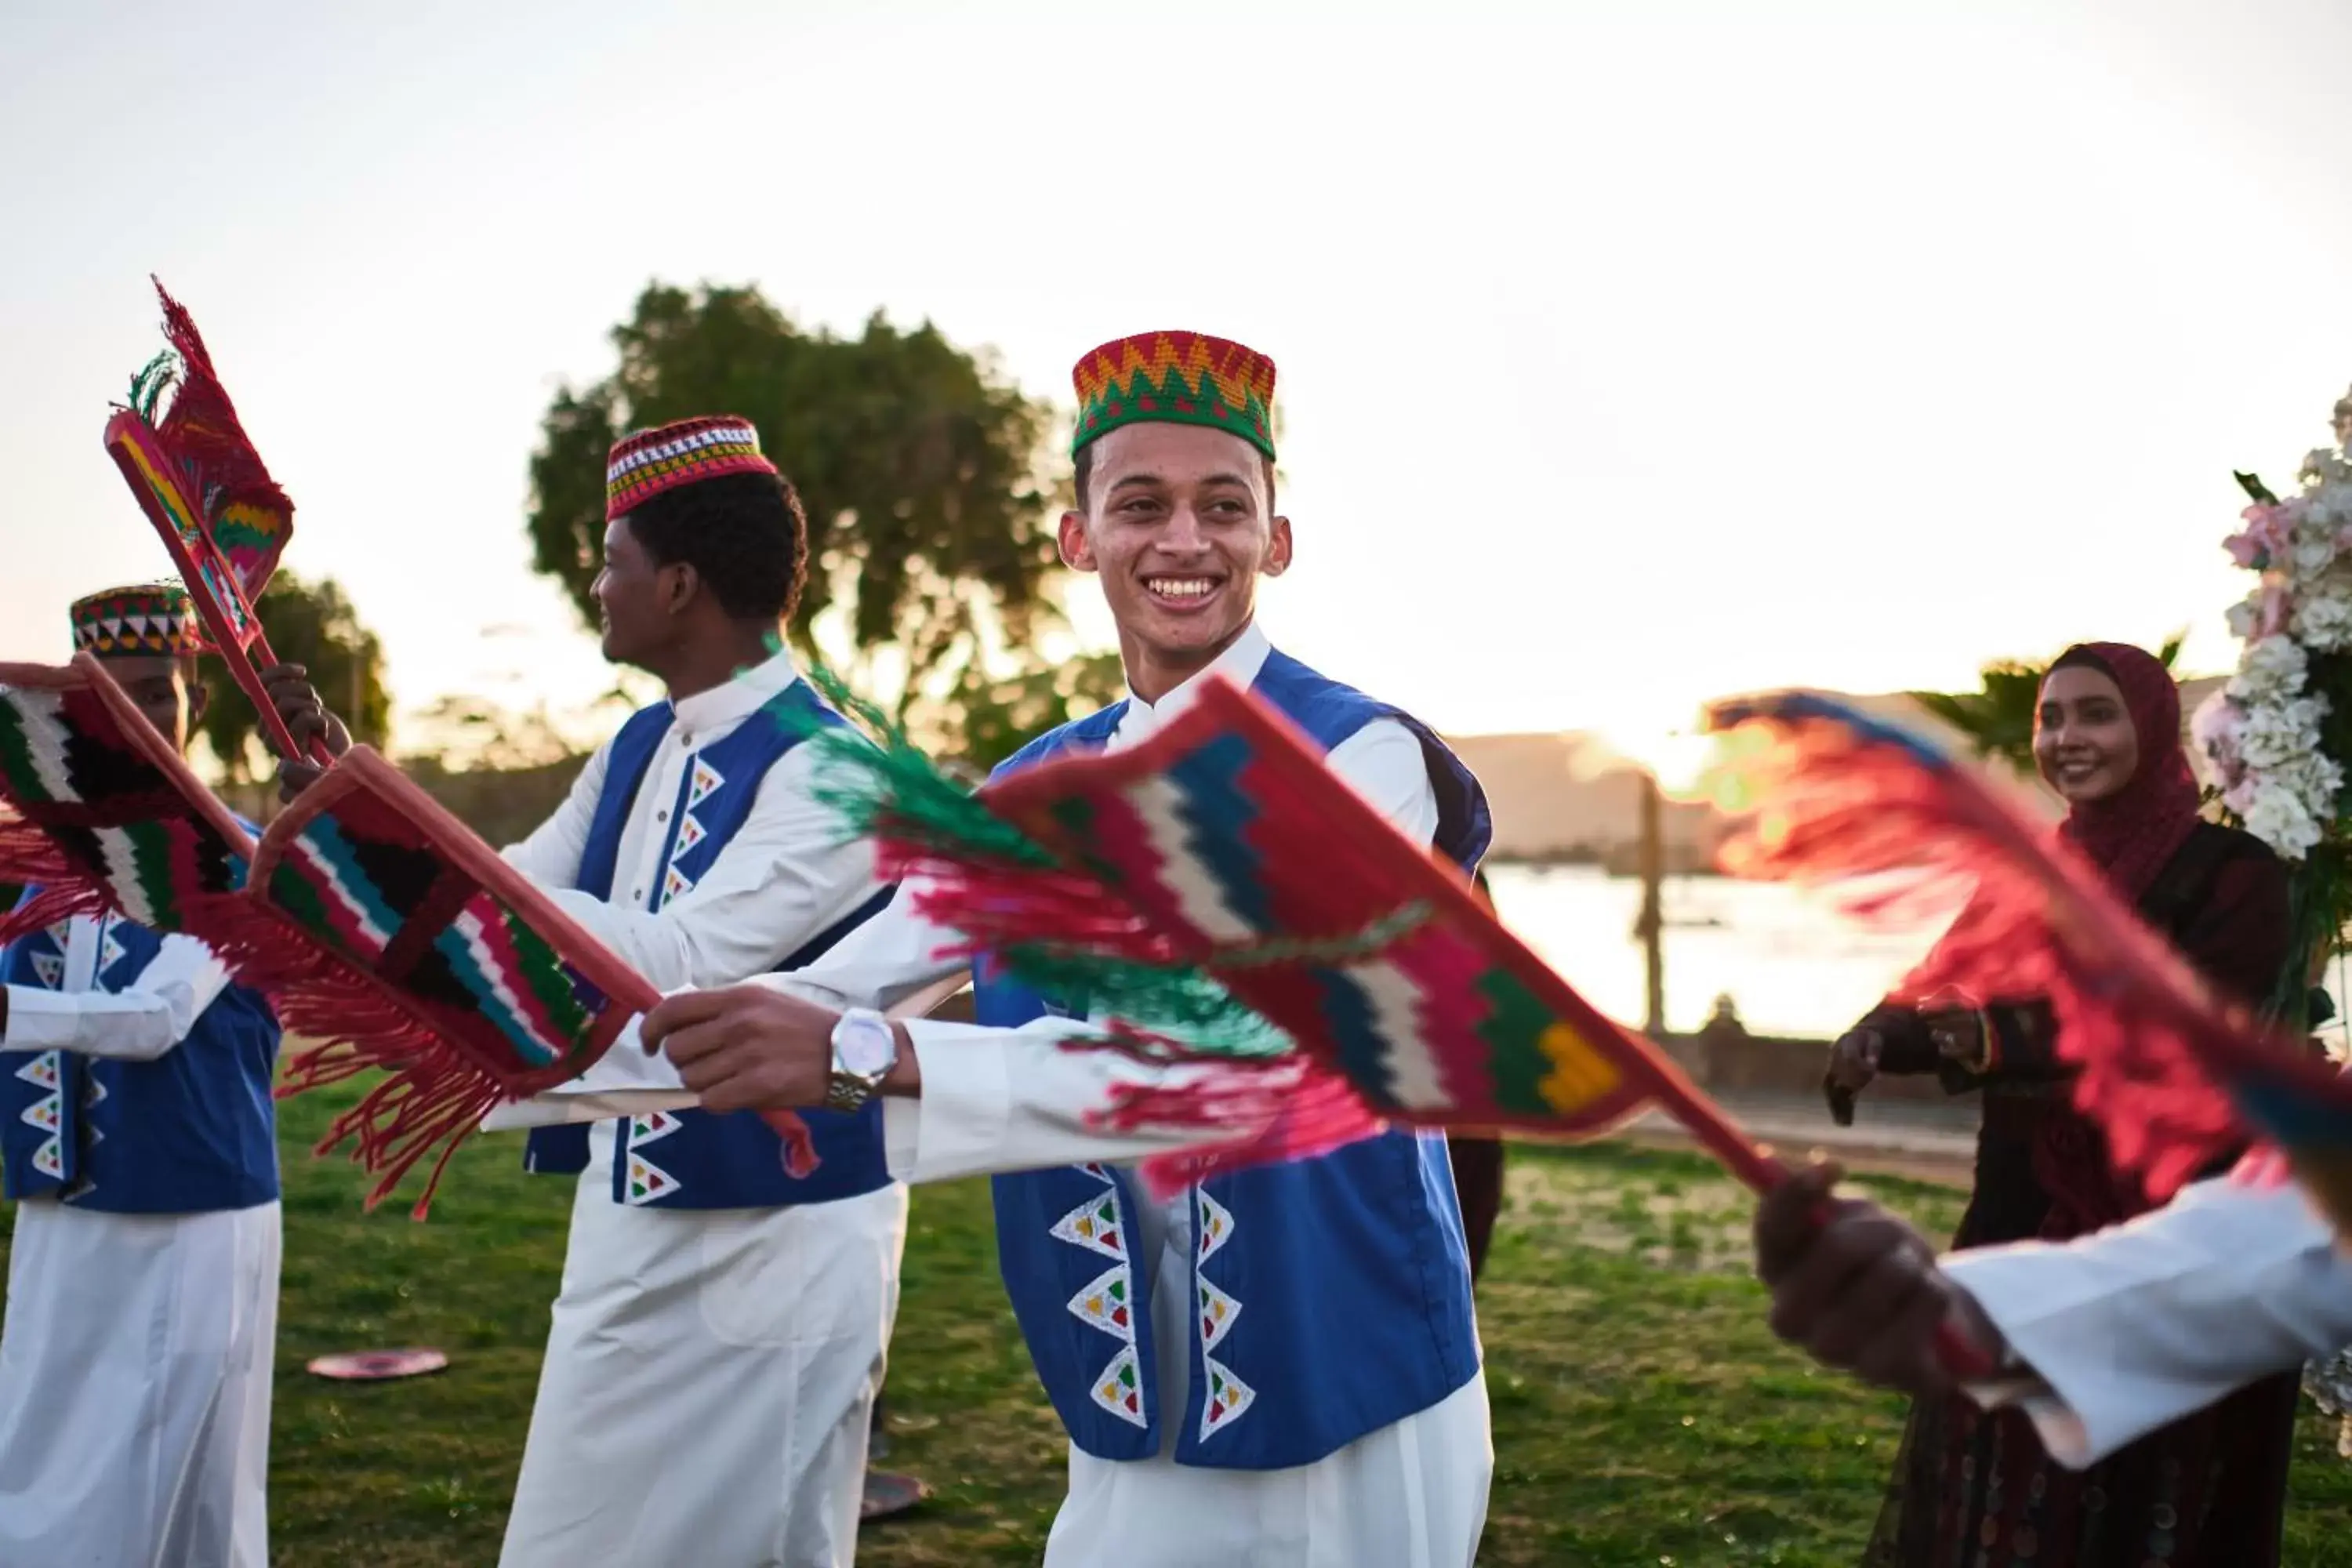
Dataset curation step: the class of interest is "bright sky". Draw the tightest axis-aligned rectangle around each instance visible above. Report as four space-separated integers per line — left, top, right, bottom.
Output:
6 0 2351 756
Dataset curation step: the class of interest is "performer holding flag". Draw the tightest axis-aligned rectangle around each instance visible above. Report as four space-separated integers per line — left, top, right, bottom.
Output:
597 332 1498 1568
0 586 285 1568
270 417 902 1568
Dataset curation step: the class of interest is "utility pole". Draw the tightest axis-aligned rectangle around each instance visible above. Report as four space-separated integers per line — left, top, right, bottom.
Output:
1636 769 1666 1037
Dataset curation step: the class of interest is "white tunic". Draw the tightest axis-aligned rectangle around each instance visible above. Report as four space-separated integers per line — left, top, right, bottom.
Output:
1944 1174 2352 1468
0 918 279 1568
781 624 1495 1568
491 649 907 1568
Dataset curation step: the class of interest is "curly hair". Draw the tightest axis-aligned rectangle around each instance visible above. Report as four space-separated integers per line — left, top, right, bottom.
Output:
622 470 810 622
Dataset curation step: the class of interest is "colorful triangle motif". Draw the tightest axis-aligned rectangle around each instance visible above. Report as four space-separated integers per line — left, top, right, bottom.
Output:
31 1138 63 1178
82 1076 107 1109
20 1098 60 1131
629 1109 683 1146
624 1153 680 1205
1066 1265 1138 1343
688 759 725 808
673 812 709 855
1200 1356 1256 1440
1197 1279 1243 1352
659 864 697 909
14 1053 59 1090
1196 1189 1235 1261
30 953 63 990
99 927 127 975
1089 1345 1149 1428
42 920 72 950
1050 1191 1127 1260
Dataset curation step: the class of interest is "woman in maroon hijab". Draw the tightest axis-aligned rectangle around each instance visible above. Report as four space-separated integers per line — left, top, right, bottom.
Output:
1824 643 2302 1567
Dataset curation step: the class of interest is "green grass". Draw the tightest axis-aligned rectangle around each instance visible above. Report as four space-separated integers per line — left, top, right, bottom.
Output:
7 1097 2352 1565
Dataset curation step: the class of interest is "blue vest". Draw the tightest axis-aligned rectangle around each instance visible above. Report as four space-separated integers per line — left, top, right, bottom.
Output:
988 648 1494 1470
0 907 281 1214
522 681 894 1210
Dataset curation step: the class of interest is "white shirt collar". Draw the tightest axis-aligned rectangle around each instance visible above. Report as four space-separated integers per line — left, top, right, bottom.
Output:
669 646 800 742
1120 620 1272 731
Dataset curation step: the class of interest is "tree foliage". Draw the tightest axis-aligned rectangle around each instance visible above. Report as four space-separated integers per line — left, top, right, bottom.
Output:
528 284 1118 760
200 570 390 782
1913 632 2186 773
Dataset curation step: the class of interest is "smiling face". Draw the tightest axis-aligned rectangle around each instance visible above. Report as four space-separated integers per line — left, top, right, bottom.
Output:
98 652 205 755
1058 423 1291 702
2034 663 2141 804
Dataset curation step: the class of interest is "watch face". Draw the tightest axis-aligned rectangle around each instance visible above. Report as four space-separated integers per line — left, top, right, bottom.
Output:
837 1016 895 1076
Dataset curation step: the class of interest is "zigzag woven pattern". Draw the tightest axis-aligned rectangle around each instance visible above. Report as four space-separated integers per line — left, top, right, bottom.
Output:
0 663 253 942
1069 332 1277 459
604 415 777 521
70 583 205 659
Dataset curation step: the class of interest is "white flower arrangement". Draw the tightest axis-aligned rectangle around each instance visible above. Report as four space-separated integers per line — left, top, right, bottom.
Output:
2194 388 2352 864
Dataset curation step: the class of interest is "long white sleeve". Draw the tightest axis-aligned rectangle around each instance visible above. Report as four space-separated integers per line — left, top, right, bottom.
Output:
535 746 879 993
2 933 234 1062
502 742 608 887
877 717 1443 1183
1944 1176 2352 1468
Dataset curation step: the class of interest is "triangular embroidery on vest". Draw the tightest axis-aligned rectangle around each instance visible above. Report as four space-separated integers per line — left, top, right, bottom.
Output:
672 811 709 856
660 864 697 907
687 758 725 808
99 925 127 975
14 1053 59 1089
42 920 72 951
82 1076 107 1109
30 953 63 989
1079 1161 1111 1181
623 1152 681 1205
31 1138 63 1178
1050 1190 1126 1260
1066 1265 1138 1343
1089 1344 1149 1428
1197 1279 1243 1352
20 1097 60 1131
1196 1189 1235 1261
1200 1356 1256 1440
629 1109 683 1146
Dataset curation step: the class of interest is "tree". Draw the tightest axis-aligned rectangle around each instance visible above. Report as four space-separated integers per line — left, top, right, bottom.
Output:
1912 632 2186 772
198 570 391 782
528 284 1115 760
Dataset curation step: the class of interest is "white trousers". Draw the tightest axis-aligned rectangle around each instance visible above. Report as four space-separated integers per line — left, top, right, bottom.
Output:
0 1200 281 1568
500 1134 909 1568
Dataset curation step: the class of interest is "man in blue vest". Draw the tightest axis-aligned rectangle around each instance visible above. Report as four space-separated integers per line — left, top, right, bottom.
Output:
0 583 284 1568
269 416 899 1568
640 335 1497 1567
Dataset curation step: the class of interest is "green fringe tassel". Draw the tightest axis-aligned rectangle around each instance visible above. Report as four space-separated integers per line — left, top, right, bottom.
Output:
781 661 1299 1062
128 350 178 424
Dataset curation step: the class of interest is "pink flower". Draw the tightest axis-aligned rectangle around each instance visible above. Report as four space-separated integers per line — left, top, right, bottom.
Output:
2259 576 2294 637
2227 503 2290 568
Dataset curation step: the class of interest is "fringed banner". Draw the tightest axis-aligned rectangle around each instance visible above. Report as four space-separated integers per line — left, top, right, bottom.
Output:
101 279 325 764
1704 691 2352 1236
793 672 1792 1202
0 657 814 1216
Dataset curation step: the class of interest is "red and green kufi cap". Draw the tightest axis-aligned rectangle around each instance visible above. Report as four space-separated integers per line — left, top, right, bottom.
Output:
1070 332 1277 461
604 415 779 522
70 583 205 658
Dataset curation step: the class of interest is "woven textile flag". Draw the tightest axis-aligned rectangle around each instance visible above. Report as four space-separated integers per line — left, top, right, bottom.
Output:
0 659 818 1214
1702 691 2352 1235
805 674 1790 1200
100 280 326 764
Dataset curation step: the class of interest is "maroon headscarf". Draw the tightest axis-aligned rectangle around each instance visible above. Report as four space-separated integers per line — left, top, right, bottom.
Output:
2046 641 2203 901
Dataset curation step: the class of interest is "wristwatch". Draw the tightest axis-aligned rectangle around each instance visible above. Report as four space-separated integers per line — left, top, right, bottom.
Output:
826 1007 898 1112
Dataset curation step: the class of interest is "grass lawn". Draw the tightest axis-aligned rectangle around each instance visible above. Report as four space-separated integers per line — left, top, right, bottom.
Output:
6 1091 2352 1566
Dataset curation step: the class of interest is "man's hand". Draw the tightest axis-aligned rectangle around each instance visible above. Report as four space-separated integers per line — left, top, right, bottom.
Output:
644 985 920 1112
259 662 352 802
1753 1160 2006 1398
1825 1027 1882 1094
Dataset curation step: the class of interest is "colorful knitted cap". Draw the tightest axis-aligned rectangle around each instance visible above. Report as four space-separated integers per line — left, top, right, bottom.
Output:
605 416 779 522
71 583 205 658
1070 332 1277 460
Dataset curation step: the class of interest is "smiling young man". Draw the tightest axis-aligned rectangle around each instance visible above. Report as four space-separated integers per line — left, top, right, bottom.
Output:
629 334 1497 1567
270 416 900 1568
0 585 284 1568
